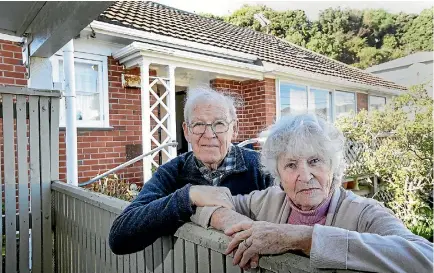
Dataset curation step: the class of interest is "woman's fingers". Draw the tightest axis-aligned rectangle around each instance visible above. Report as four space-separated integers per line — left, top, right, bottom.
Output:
224 221 253 236
239 247 257 268
232 239 248 265
233 237 255 267
249 253 259 268
225 229 252 255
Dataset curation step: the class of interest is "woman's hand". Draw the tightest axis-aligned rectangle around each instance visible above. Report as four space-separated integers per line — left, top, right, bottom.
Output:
189 185 234 209
224 221 313 268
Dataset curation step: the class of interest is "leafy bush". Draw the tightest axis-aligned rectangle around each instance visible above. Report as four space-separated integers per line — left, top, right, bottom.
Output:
336 85 433 239
89 174 142 202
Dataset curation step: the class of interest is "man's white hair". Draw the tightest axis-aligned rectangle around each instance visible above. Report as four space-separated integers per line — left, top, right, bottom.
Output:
260 114 346 188
184 87 238 123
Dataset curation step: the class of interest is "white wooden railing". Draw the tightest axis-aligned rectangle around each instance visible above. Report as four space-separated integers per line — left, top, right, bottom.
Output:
0 86 60 273
51 181 364 273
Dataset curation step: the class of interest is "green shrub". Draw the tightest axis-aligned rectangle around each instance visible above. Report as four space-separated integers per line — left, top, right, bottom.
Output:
336 84 433 239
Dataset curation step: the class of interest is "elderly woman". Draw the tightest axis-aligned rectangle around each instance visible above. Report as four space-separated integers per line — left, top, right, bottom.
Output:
191 114 433 273
109 87 273 255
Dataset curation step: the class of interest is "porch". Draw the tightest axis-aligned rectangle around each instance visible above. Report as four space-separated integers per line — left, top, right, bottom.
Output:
0 86 364 273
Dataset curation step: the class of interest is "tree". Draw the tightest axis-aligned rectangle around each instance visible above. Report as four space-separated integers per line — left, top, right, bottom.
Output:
336 85 433 239
361 9 396 47
318 7 362 34
344 36 367 64
199 13 225 21
224 4 270 31
354 47 390 69
393 12 417 45
401 8 434 52
200 4 434 69
306 31 346 60
268 10 312 46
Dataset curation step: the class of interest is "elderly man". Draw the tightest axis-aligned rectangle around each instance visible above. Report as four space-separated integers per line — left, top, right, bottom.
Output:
109 87 273 255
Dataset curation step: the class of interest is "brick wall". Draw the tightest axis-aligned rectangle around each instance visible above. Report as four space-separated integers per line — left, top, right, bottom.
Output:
210 78 276 142
0 39 26 86
241 78 276 140
357 92 368 112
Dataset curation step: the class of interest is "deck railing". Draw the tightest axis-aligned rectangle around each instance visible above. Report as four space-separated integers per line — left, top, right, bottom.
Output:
52 181 363 273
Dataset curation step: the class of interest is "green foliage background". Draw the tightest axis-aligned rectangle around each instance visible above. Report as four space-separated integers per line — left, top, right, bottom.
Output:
335 85 433 239
201 6 433 69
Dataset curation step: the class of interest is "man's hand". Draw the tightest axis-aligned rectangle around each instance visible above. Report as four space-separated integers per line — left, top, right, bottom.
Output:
189 185 234 209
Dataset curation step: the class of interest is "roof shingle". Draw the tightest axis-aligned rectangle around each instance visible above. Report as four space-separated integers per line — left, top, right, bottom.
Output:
98 1 406 91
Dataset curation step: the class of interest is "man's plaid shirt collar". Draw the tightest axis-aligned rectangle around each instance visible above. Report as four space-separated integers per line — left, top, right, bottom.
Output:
195 145 236 186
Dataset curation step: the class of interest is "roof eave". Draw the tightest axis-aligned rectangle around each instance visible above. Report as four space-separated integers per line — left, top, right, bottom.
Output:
113 42 265 80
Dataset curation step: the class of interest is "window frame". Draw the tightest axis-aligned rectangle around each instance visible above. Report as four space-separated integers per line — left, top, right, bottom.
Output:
368 95 387 111
334 90 357 120
278 81 308 117
308 86 333 121
276 79 333 121
50 52 110 128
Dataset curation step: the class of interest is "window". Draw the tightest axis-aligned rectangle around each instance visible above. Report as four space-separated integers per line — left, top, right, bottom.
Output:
369 95 386 111
51 53 109 128
280 83 307 116
279 82 332 121
335 91 356 119
309 88 332 121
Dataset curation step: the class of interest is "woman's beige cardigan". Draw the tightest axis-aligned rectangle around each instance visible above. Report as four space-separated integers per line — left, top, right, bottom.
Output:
191 186 433 273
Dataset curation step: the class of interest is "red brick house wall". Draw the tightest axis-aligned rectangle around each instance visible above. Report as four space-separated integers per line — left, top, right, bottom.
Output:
0 39 27 86
357 93 368 112
210 78 276 142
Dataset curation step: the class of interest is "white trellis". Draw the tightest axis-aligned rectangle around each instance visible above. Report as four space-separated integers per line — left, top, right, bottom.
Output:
148 76 175 166
140 60 177 181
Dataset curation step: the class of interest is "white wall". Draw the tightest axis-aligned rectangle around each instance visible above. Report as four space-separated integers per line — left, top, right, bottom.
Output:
370 61 433 93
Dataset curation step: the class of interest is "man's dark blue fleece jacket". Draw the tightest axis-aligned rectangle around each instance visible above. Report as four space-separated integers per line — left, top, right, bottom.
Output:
109 146 273 255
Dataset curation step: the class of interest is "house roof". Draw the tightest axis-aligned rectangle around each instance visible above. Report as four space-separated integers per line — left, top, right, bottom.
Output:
98 1 407 91
366 51 434 73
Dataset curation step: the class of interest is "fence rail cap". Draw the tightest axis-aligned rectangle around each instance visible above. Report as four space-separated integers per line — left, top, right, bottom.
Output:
51 180 129 214
0 86 61 97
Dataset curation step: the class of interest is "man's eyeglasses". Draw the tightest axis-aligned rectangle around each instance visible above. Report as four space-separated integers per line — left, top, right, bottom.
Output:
188 120 234 135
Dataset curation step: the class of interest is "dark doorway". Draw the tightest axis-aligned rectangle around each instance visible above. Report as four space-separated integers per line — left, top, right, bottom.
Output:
176 90 189 155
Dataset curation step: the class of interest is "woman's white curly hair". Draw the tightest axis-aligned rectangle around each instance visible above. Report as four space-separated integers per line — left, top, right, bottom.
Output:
260 113 347 188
